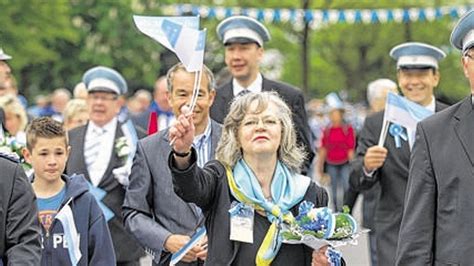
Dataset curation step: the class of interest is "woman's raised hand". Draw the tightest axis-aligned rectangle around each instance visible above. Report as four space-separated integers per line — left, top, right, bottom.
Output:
169 105 194 154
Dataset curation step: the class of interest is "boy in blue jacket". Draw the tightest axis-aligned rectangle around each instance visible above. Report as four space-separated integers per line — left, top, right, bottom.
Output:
23 117 116 265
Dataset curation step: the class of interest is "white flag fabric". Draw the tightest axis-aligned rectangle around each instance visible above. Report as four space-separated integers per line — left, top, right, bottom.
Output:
383 92 434 147
161 19 207 72
133 15 206 72
132 15 199 51
56 201 82 266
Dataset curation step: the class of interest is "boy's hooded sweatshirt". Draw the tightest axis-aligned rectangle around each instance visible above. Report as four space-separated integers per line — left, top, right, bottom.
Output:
38 174 116 265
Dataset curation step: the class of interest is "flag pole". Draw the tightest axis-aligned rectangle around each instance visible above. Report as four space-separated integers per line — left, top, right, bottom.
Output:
189 69 203 112
378 119 390 147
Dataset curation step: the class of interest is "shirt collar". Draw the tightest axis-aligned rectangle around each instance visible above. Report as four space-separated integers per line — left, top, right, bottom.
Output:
425 96 436 112
193 119 212 146
232 73 263 96
88 117 118 134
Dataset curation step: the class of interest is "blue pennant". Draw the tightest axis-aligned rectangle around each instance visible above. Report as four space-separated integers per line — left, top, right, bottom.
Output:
386 9 394 22
338 10 346 23
370 10 379 23
354 10 362 23
402 9 410 23
418 9 426 21
273 9 281 23
389 124 408 148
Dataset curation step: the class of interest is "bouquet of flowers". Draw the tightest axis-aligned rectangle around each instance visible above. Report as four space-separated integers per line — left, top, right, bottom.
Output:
0 129 31 171
281 201 364 250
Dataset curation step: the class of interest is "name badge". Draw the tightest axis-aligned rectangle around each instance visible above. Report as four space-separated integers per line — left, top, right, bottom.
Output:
229 201 254 244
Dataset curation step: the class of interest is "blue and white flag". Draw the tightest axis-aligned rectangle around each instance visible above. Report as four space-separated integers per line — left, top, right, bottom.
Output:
381 92 434 148
170 226 206 266
56 199 82 266
161 19 207 72
132 15 199 52
133 15 206 72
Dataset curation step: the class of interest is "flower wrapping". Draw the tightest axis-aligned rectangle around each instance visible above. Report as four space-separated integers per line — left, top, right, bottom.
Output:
281 201 364 251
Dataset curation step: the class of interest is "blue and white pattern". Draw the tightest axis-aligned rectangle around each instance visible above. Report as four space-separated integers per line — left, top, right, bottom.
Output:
163 4 473 27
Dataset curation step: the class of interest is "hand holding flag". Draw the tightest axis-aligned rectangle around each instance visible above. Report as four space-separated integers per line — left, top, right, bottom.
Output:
378 92 434 148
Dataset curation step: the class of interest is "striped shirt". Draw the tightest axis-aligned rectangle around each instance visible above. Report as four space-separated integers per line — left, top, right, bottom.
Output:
193 120 212 168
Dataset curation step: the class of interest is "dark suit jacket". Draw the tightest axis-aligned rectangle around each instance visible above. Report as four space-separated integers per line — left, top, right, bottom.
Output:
170 154 328 265
66 121 144 263
210 77 314 175
123 120 222 266
396 96 474 265
349 100 448 266
0 156 41 265
131 109 151 135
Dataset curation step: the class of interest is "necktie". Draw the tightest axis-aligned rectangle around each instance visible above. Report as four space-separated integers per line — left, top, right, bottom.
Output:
237 89 250 97
84 128 105 171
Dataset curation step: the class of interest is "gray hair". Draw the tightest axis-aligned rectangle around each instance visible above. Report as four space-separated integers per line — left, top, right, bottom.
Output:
215 91 306 173
367 78 397 104
166 63 215 92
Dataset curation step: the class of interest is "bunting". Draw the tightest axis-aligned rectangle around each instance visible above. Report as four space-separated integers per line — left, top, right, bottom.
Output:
162 4 473 27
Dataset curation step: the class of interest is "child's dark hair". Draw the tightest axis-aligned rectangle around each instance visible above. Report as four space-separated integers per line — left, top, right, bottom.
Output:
26 117 67 151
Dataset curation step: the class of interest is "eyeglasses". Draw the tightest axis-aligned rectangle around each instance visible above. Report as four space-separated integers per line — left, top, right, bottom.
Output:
241 116 280 128
463 48 474 60
87 94 118 102
464 53 474 60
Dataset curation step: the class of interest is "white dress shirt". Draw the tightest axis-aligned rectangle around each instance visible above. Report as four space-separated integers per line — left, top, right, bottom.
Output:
232 73 263 96
85 117 118 186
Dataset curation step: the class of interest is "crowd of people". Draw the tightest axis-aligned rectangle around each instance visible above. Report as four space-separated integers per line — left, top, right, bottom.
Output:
1 9 474 266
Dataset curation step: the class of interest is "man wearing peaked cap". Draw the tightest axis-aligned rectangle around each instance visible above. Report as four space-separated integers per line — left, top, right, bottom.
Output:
349 42 449 266
83 66 128 95
396 10 474 265
216 15 271 47
210 15 314 175
0 48 13 96
66 66 145 265
0 48 28 107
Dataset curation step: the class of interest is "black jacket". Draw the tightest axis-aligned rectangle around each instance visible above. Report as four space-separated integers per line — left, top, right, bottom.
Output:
0 154 41 265
169 150 328 265
66 122 144 262
38 174 116 265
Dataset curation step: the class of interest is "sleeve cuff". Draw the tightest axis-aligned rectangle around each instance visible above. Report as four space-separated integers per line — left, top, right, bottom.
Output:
363 167 375 177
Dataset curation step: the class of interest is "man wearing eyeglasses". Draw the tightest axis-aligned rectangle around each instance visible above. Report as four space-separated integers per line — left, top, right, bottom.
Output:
396 10 474 265
349 42 449 266
66 66 145 265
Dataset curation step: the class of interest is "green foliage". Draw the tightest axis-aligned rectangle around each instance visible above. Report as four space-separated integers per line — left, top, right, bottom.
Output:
0 0 471 104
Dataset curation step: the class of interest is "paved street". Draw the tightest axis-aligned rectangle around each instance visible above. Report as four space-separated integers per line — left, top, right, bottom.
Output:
337 195 370 266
